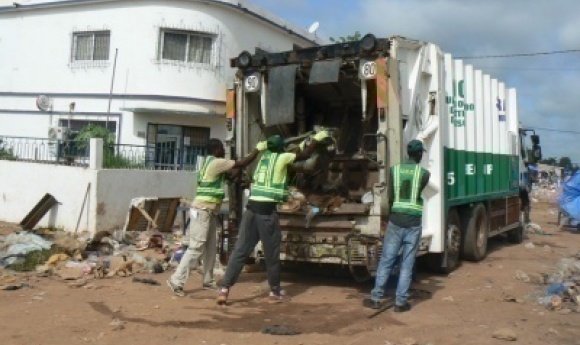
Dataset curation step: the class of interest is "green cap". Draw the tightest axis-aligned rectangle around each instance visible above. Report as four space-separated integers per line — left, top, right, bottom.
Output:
407 139 426 153
267 135 285 151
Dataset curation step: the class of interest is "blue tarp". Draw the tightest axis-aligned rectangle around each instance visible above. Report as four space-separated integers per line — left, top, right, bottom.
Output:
558 171 580 221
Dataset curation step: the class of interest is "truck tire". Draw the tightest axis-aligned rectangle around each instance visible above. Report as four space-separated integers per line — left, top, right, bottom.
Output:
428 208 462 274
462 203 488 261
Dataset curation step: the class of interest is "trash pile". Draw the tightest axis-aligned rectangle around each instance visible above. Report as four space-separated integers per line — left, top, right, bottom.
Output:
521 251 580 312
0 227 190 288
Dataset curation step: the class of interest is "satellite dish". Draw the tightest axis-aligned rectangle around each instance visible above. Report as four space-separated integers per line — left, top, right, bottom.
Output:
308 21 320 34
36 95 52 111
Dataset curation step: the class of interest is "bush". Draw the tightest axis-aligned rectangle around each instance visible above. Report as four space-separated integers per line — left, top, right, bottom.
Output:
0 139 17 160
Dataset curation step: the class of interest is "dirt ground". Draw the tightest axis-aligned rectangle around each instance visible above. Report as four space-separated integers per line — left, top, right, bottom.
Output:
1 200 579 345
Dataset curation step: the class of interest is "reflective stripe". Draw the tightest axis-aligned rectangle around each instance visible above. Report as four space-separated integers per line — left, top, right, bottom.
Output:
391 163 425 216
250 151 288 202
195 156 225 202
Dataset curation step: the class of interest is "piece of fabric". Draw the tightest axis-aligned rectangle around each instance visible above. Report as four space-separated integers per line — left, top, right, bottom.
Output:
170 208 217 287
371 221 422 306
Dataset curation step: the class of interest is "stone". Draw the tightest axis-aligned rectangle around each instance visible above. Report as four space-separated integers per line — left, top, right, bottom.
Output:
548 328 559 335
524 242 535 249
442 296 454 302
492 328 517 341
529 273 546 285
515 270 530 283
109 318 125 331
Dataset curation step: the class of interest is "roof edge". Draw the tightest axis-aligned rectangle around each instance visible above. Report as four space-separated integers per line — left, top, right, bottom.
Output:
0 0 323 46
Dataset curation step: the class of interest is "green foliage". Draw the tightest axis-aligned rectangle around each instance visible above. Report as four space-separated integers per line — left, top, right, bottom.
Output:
8 246 66 272
559 156 572 169
76 124 115 145
329 30 362 43
103 152 145 169
539 157 557 166
0 146 17 160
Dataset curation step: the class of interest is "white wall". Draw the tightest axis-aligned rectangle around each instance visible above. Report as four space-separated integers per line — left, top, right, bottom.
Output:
0 160 98 232
0 0 318 144
0 160 197 233
95 169 196 232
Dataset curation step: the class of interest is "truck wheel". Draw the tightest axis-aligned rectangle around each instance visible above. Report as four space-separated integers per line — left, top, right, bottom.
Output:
462 203 488 261
428 208 462 273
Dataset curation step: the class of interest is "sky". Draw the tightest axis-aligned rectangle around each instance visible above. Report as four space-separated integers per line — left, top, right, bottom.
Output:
249 0 580 163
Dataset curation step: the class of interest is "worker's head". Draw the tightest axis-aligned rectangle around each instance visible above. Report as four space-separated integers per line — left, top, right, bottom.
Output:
206 138 225 158
267 135 285 153
407 139 426 163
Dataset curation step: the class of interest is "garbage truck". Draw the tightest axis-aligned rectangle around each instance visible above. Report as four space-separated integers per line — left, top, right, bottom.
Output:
220 34 541 279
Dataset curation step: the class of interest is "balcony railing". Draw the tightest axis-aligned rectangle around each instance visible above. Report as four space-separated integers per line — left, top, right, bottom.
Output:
0 136 205 171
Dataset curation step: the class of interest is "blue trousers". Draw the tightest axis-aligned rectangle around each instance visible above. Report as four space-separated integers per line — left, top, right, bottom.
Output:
371 221 421 306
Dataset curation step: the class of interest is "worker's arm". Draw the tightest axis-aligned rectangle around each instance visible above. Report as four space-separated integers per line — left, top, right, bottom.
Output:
294 130 329 162
233 148 260 168
232 141 268 168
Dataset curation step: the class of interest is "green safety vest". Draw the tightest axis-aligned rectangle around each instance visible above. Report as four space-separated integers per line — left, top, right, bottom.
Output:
391 163 427 216
195 156 225 203
250 151 288 202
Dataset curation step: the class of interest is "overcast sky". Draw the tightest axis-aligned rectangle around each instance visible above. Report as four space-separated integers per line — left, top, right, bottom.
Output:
250 0 580 163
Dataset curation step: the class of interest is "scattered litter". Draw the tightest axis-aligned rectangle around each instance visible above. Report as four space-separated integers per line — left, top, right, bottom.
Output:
2 283 24 291
67 278 88 288
0 231 52 265
109 318 126 331
515 270 530 283
261 325 301 336
525 223 550 235
132 277 160 286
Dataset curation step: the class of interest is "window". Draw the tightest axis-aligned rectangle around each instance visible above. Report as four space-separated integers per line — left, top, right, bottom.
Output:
147 123 210 170
72 31 110 61
59 119 116 134
160 29 214 64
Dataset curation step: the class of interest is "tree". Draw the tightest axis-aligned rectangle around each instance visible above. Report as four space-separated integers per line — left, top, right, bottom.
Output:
329 31 362 43
558 156 572 169
539 157 557 166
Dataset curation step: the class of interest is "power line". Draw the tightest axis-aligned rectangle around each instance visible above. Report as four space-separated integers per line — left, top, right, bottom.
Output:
478 67 580 71
532 127 580 134
457 48 580 59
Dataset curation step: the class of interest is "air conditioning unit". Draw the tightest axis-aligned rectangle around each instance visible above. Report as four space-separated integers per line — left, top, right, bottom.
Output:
48 126 70 141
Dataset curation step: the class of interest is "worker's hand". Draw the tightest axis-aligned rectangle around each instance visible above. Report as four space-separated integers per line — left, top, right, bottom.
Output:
313 130 329 142
256 141 268 152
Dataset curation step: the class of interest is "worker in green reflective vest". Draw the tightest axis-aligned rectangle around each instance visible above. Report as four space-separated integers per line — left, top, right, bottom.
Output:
167 138 262 297
363 139 431 312
217 131 329 305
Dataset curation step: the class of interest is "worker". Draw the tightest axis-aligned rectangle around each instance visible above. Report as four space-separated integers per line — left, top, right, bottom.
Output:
167 138 262 297
216 131 329 305
363 139 430 312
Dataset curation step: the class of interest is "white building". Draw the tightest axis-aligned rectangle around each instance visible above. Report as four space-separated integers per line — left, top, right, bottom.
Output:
0 0 321 168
